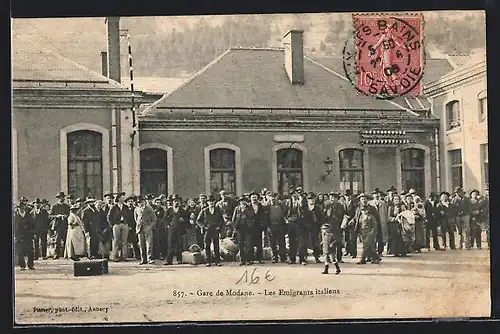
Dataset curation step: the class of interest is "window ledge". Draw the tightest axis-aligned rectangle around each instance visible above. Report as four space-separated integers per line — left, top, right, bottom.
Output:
446 127 461 134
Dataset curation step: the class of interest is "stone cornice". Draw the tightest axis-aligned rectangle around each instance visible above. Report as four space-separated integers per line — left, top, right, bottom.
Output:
12 87 144 108
139 115 439 131
423 61 486 97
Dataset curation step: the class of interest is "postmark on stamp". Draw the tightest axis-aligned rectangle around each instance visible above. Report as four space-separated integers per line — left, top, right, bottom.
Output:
343 13 425 99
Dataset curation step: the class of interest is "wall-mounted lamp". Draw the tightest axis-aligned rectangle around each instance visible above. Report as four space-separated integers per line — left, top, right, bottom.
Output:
324 157 334 175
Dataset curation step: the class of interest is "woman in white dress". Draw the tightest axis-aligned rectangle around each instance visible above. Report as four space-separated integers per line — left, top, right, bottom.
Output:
64 204 87 261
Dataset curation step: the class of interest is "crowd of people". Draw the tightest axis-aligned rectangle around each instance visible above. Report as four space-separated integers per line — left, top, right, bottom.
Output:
14 185 490 275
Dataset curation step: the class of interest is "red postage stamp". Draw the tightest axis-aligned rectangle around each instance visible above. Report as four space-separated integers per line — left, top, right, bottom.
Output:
351 13 424 98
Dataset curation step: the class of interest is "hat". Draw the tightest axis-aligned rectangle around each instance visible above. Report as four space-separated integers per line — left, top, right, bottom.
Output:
136 195 145 202
357 193 367 199
103 193 113 198
158 194 166 199
345 189 353 196
84 196 95 204
270 192 279 197
55 192 66 199
172 194 182 201
237 196 247 203
249 191 259 197
42 199 49 204
76 197 84 203
428 192 438 199
329 192 340 198
454 186 463 193
145 194 155 200
469 189 480 196
387 186 397 192
33 198 42 204
372 188 380 194
70 204 80 211
219 190 227 195
440 191 451 197
199 193 207 198
260 188 268 195
307 192 316 199
400 190 407 196
296 186 304 192
125 196 135 202
408 189 416 195
66 194 74 200
207 195 216 202
288 186 295 193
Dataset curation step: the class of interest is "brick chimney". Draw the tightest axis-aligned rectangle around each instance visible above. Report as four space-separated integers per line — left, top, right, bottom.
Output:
283 29 304 84
106 17 121 83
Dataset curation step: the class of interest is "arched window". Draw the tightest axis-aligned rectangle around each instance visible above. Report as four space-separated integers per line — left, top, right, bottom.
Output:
401 148 425 196
478 90 487 123
277 148 303 195
446 100 460 130
67 130 103 199
339 149 364 193
140 148 168 196
209 148 236 195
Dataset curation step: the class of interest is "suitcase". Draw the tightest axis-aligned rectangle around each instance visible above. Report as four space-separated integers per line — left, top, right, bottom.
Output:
73 259 109 277
182 251 202 265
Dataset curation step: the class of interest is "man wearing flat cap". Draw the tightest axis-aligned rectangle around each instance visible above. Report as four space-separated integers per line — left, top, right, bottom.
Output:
216 190 237 239
197 195 224 266
324 192 345 263
249 192 267 264
49 192 71 259
165 194 188 265
107 192 131 261
103 193 114 216
80 196 100 259
31 198 50 260
343 189 359 258
349 193 381 264
451 187 472 250
232 196 253 265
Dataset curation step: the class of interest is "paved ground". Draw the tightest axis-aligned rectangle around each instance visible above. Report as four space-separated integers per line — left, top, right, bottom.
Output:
14 244 491 324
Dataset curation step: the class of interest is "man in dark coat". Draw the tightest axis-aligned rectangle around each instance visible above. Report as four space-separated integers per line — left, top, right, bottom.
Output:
15 201 35 270
31 198 50 260
470 189 486 250
49 192 70 259
451 187 472 250
197 195 224 266
151 196 167 260
436 191 457 250
285 189 308 265
266 193 287 263
424 192 441 251
344 189 359 258
248 192 267 264
232 197 254 265
107 192 131 261
304 192 324 264
324 192 346 263
124 196 141 259
165 194 188 265
80 196 100 259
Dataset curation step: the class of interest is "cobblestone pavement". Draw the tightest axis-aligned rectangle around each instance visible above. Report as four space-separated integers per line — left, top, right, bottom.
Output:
14 244 490 324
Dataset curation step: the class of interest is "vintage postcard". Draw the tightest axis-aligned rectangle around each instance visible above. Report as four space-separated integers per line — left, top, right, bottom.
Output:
12 10 489 324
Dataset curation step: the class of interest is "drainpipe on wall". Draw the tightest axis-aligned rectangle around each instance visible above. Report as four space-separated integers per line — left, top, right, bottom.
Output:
434 127 441 192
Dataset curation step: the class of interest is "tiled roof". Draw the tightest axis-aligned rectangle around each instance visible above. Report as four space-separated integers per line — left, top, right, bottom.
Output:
121 77 187 95
144 47 423 116
12 34 127 90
